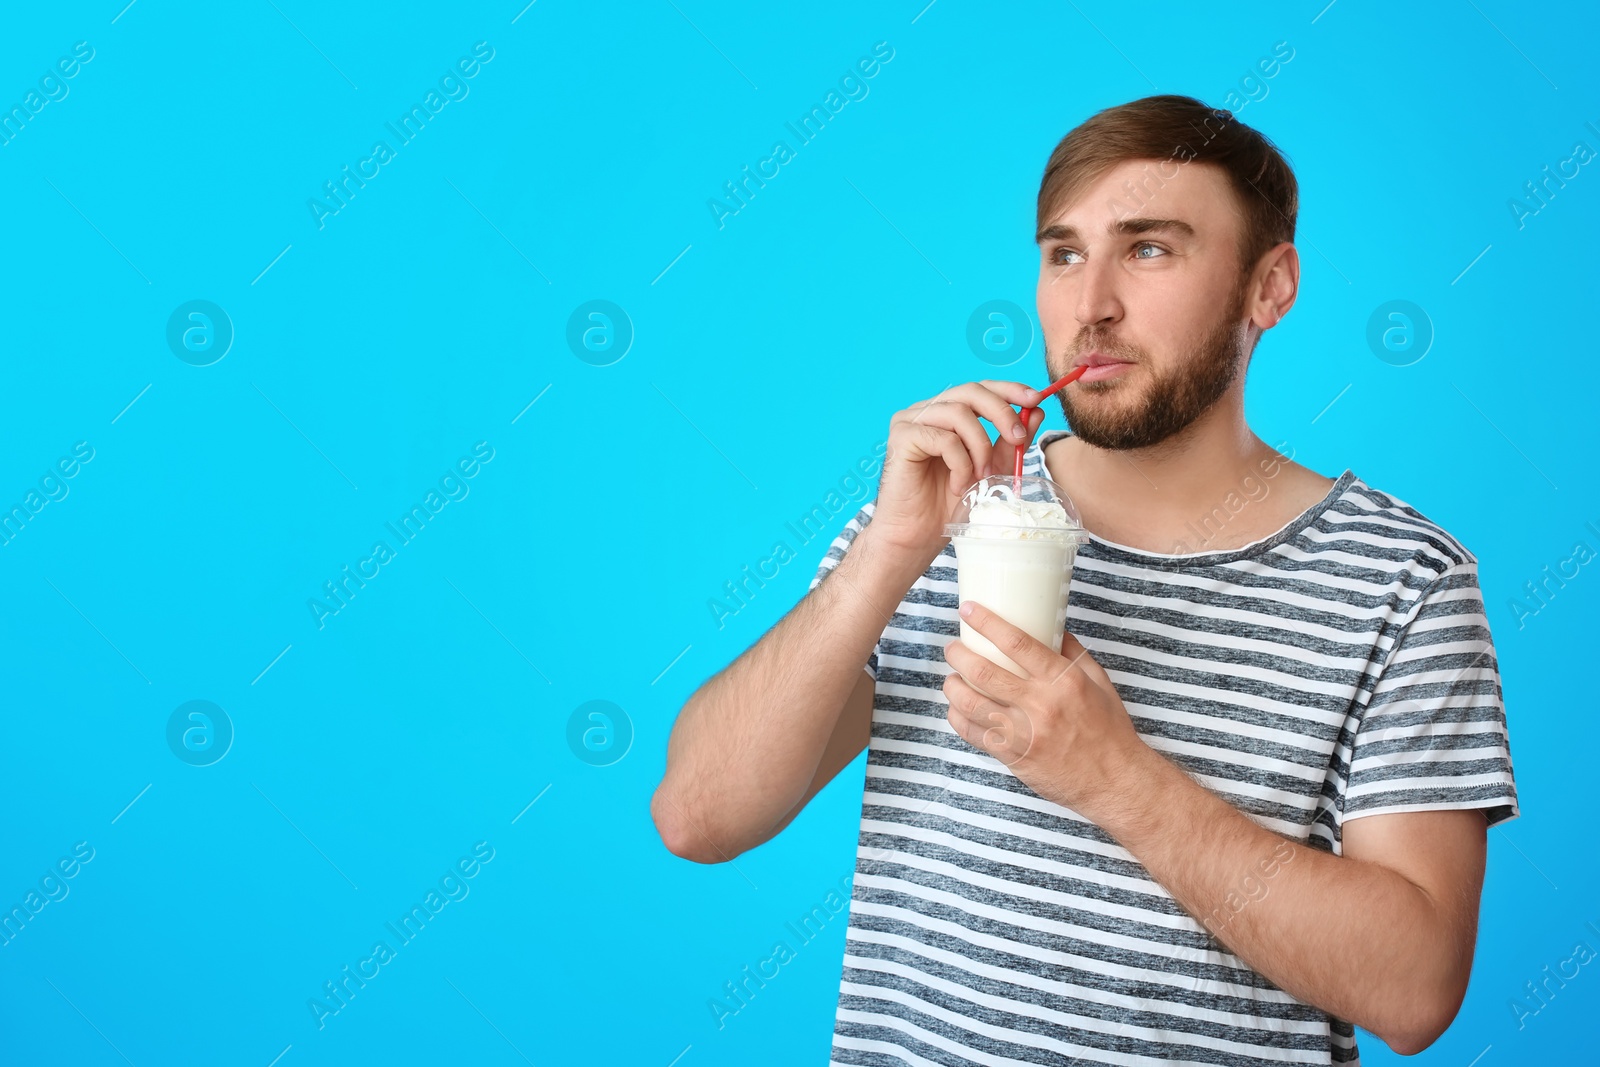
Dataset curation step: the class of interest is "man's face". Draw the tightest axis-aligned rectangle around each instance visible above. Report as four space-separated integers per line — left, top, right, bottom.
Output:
1035 158 1253 451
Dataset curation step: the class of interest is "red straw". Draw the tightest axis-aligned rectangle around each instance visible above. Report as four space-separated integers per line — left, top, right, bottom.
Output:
1013 366 1088 489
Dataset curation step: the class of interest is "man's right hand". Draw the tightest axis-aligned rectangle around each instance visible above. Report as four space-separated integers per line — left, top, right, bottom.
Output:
870 380 1048 562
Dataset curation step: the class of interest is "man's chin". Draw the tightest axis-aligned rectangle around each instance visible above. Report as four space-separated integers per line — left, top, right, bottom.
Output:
1061 398 1160 447
1061 381 1141 421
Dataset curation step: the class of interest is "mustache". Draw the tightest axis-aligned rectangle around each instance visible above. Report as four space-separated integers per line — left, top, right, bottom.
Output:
1073 331 1140 360
1051 332 1142 366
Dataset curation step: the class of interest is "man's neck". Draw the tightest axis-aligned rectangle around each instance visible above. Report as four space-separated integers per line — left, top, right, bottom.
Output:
1041 394 1336 555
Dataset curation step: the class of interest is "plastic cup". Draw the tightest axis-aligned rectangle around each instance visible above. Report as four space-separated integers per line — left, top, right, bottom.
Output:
943 474 1089 699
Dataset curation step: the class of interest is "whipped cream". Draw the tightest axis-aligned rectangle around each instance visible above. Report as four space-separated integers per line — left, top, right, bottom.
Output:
960 482 1076 540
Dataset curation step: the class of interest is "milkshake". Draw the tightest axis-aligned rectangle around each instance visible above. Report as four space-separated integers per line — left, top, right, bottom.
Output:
943 475 1088 697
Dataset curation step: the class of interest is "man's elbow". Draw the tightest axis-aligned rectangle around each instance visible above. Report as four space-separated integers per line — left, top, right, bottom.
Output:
651 787 734 865
1382 991 1464 1056
1386 1025 1443 1057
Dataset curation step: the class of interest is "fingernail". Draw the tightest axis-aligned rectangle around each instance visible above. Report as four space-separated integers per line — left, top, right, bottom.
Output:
1012 423 1027 439
959 601 973 617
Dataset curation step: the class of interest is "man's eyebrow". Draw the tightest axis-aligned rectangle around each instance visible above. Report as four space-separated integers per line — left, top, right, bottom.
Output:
1035 217 1197 244
1116 217 1197 239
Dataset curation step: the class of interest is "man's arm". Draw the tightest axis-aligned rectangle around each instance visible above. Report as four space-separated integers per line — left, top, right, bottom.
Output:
760 667 876 842
653 379 1051 863
651 521 920 864
939 599 1493 1057
1091 751 1485 1056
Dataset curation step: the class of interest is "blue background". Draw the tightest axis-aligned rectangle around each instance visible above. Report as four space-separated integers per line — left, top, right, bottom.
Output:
1 1 1594 1063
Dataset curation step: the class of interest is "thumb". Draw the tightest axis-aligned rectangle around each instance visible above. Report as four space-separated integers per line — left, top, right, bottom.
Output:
990 407 1046 477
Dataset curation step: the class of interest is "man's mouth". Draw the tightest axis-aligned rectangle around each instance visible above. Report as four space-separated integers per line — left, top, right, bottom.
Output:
1071 350 1133 370
1069 350 1135 383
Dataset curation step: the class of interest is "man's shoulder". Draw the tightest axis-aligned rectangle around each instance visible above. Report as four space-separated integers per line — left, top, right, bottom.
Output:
1327 474 1479 580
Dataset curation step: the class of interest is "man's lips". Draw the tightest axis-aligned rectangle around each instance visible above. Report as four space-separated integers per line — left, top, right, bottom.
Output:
1071 350 1132 369
1070 351 1134 382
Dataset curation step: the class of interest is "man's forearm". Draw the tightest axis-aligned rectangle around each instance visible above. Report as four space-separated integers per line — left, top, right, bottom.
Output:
1078 745 1461 1053
655 522 922 860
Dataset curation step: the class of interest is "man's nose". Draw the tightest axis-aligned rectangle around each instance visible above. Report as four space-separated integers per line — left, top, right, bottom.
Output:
1074 255 1122 328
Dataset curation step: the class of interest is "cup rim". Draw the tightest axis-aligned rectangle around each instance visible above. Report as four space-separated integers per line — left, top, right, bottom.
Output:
945 521 1089 542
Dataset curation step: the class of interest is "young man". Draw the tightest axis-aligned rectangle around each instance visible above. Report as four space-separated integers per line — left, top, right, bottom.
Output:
652 94 1518 1063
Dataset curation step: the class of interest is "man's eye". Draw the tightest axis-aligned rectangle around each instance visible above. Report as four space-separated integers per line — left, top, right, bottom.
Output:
1051 247 1083 265
1133 242 1167 259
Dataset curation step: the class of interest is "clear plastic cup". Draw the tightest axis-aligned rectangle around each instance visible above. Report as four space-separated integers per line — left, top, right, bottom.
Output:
943 474 1089 697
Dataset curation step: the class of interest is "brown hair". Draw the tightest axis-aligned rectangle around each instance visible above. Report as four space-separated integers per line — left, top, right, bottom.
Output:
1036 94 1297 284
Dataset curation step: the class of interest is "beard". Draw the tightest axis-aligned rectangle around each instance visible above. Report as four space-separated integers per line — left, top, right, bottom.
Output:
1050 282 1250 451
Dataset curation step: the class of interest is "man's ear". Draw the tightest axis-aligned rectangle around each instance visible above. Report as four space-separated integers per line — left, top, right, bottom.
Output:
1247 242 1300 330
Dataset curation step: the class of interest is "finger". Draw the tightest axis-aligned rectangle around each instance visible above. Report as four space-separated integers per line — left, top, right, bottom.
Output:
944 677 997 747
943 638 1025 702
886 422 950 501
939 382 1037 446
945 675 1030 765
975 379 1048 410
1057 629 1111 687
902 423 976 497
958 599 1054 680
921 399 1043 483
945 701 984 752
911 402 1003 485
938 382 1054 478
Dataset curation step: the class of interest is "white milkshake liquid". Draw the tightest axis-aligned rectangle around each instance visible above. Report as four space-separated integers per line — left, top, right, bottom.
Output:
944 476 1087 699
951 534 1075 679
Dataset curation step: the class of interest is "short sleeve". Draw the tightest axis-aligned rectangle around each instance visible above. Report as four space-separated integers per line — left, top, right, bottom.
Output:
808 501 881 682
1342 561 1519 830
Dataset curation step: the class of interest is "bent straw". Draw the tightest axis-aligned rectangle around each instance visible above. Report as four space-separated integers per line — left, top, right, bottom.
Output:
1013 365 1089 489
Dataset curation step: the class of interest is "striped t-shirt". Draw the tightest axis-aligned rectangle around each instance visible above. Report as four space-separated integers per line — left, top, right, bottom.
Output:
808 429 1519 1066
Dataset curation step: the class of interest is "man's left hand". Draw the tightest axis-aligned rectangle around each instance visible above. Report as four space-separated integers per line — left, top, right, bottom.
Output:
942 599 1153 818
